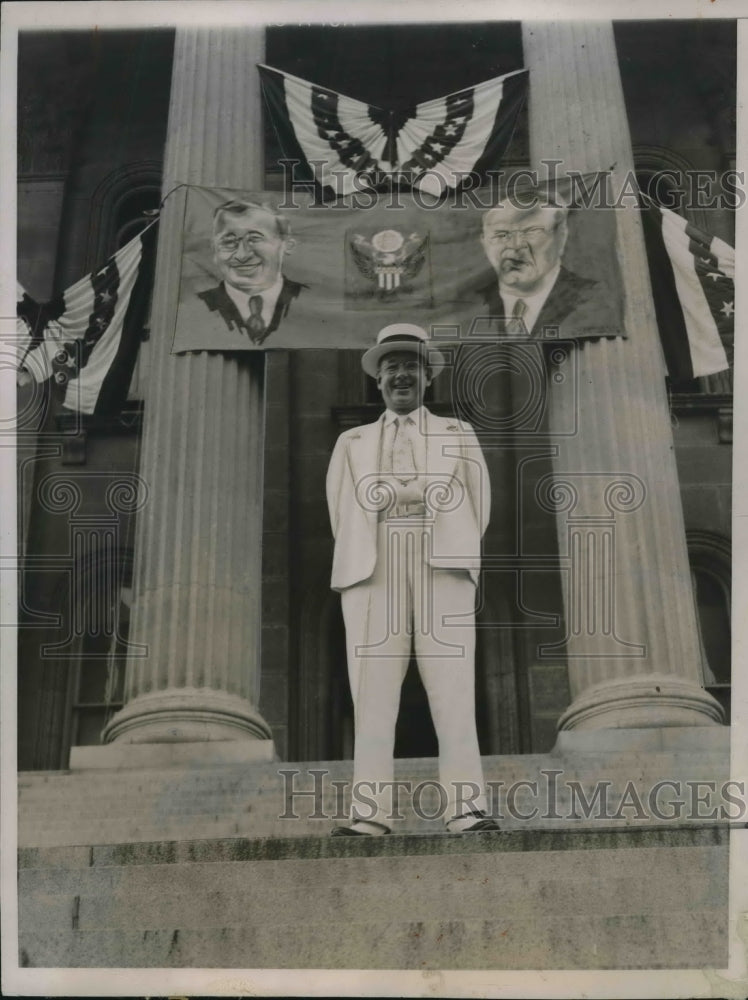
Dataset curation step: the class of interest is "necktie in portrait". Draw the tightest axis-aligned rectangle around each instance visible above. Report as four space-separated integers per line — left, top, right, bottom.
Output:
247 294 266 341
506 297 528 336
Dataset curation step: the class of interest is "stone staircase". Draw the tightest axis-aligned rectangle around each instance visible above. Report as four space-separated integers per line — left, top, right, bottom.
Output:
18 827 728 969
15 728 732 969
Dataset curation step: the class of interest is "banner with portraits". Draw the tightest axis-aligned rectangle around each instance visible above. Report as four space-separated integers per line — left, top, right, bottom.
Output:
171 180 625 352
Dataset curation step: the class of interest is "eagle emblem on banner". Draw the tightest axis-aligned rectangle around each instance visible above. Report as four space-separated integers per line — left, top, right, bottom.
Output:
348 228 430 297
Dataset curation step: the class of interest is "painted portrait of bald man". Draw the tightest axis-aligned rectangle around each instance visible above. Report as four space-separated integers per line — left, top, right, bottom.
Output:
476 202 621 342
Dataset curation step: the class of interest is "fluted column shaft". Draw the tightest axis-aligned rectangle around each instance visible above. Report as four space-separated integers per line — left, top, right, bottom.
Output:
104 29 271 743
522 22 723 729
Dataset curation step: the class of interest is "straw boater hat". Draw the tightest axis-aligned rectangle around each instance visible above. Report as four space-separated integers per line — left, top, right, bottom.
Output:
361 323 446 379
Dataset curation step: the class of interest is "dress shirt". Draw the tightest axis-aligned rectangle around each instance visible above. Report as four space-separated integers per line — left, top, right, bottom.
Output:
223 275 284 326
499 262 561 335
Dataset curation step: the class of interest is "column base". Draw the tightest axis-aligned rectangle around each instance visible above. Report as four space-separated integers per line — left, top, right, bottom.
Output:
553 725 729 755
557 673 725 731
102 687 274 744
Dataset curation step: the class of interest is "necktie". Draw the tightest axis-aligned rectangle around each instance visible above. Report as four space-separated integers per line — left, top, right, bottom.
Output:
247 295 266 342
391 417 417 484
506 298 528 336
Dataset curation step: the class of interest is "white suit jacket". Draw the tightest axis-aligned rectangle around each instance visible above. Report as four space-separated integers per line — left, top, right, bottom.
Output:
326 408 490 591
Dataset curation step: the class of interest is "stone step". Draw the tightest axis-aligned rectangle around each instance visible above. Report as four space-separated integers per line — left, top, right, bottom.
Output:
18 746 734 848
18 848 723 925
20 745 730 792
17 827 728 970
19 910 726 970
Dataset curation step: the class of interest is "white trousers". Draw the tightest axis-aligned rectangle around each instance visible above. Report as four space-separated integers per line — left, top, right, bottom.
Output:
340 519 488 826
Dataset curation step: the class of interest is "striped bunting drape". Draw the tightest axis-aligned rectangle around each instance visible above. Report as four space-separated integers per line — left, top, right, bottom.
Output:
259 64 529 197
640 193 731 381
16 220 157 414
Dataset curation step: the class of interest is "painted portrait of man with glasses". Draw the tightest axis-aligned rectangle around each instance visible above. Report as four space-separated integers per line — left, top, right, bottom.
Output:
477 202 619 341
196 199 306 345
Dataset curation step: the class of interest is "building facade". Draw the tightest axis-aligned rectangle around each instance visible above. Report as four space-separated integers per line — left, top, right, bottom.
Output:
12 18 736 975
17 20 734 771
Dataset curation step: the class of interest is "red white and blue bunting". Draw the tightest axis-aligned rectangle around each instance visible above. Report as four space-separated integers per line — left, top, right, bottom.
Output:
259 64 529 197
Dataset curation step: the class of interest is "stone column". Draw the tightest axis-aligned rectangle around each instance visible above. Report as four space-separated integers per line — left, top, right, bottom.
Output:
521 22 723 729
103 28 272 744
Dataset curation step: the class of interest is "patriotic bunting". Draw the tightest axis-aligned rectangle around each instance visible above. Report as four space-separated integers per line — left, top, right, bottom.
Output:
640 194 731 381
258 64 528 197
16 221 157 414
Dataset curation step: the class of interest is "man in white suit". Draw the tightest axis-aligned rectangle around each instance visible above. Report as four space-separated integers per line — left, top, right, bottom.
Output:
326 323 499 836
